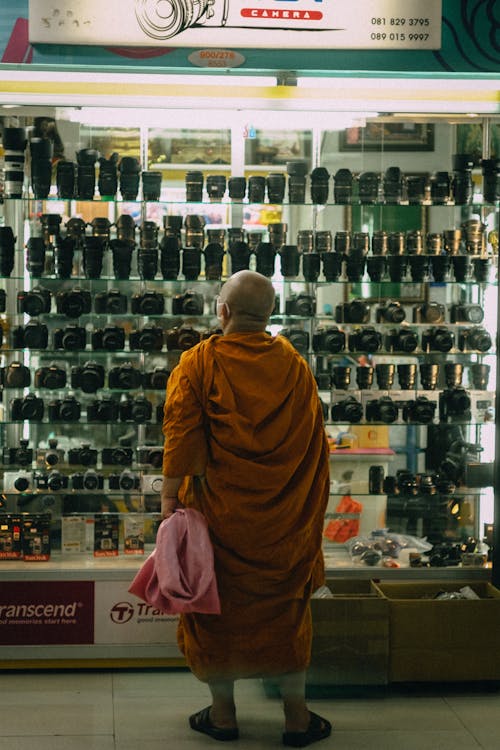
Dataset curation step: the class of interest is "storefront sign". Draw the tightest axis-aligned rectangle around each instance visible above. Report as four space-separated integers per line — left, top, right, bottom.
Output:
0 581 94 645
29 0 442 50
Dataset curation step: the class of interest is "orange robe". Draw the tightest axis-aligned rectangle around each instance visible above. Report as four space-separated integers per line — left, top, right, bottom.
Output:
162 332 330 681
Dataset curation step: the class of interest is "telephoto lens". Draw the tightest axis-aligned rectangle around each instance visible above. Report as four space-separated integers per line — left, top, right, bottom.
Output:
228 176 246 201
83 237 105 279
76 148 98 200
444 362 464 388
206 174 227 201
286 160 308 204
268 222 287 250
469 363 490 391
110 239 134 280
184 214 205 249
247 175 266 203
56 160 76 199
2 126 27 198
98 153 119 198
280 245 300 278
0 226 15 278
141 170 162 201
397 363 417 390
185 170 204 202
30 137 53 199
182 247 202 281
481 158 500 203
119 156 141 201
302 252 321 282
54 235 75 279
383 166 406 204
331 365 351 390
228 240 251 274
356 366 374 390
452 153 474 205
203 242 225 280
26 237 46 277
375 364 395 390
333 168 353 204
309 166 330 204
322 252 343 282
254 241 276 277
266 172 286 203
419 363 440 390
358 171 380 204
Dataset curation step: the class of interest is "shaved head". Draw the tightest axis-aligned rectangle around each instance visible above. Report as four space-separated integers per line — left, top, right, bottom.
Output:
219 270 275 331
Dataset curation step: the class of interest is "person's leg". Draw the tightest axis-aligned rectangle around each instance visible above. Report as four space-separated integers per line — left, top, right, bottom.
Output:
277 671 310 732
208 678 238 729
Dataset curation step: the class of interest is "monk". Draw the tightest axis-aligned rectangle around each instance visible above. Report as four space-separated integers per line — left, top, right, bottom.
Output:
161 270 331 747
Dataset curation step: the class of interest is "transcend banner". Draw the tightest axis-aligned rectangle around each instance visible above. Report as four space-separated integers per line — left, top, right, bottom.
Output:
28 0 442 50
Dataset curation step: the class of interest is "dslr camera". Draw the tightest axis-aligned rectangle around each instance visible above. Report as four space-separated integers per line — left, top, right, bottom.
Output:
119 395 153 424
137 446 163 468
2 439 33 467
449 303 484 325
129 325 164 351
376 301 406 324
34 363 67 389
279 328 309 356
108 362 143 390
165 325 201 352
12 321 49 349
335 299 370 324
53 324 87 351
385 327 419 353
10 393 44 421
55 288 92 318
172 290 204 316
365 396 399 424
68 443 98 467
1 361 31 388
34 470 69 492
402 396 437 424
131 291 165 316
421 327 455 353
142 367 170 390
71 469 104 491
413 302 446 325
91 325 126 351
17 287 51 317
458 327 492 353
285 293 316 317
331 396 363 424
102 447 134 466
348 327 383 354
109 470 141 492
312 326 346 354
87 396 120 423
71 361 106 393
94 289 128 315
439 387 472 423
47 396 81 422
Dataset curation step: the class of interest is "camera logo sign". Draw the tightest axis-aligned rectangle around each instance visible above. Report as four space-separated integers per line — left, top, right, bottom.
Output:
110 601 135 624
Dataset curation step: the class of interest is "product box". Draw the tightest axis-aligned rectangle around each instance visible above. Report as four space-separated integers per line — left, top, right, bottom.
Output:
61 516 87 554
308 579 389 686
0 514 23 559
93 513 119 557
349 425 390 449
123 515 145 555
22 513 51 561
372 580 500 682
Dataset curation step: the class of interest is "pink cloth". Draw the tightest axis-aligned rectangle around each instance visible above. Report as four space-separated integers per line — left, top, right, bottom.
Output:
128 508 221 615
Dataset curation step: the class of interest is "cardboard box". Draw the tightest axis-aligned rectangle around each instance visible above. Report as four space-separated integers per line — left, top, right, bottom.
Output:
372 580 500 682
308 579 389 685
350 425 390 449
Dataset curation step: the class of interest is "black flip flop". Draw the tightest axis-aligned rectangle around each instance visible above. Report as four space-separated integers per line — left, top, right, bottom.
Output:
282 711 332 748
189 706 239 742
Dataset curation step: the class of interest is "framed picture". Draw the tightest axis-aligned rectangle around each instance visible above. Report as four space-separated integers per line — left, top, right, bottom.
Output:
244 129 312 166
339 123 434 152
349 282 427 304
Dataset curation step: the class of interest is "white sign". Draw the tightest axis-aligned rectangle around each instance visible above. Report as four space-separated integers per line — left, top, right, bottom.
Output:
29 0 442 50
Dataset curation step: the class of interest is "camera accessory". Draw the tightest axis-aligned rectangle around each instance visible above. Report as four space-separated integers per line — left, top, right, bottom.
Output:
204 242 225 280
87 396 120 423
358 171 380 204
92 289 128 316
397 363 417 390
25 237 46 277
452 153 474 205
76 148 98 199
71 469 105 491
286 160 307 204
444 362 463 388
278 327 309 356
30 136 53 199
109 470 140 492
375 364 395 390
185 170 204 202
266 172 286 203
2 126 27 198
228 176 246 201
0 226 16 277
96 152 118 198
71 361 106 393
402 396 437 424
129 324 164 351
285 293 316 317
34 363 67 389
119 395 153 424
419 363 440 390
312 326 345 354
413 302 445 325
141 170 162 201
1 361 31 388
469 363 490 391
331 366 351 390
335 299 370 324
366 396 399 424
315 358 331 390
387 231 406 256
458 326 492 353
247 175 266 203
383 166 406 204
206 174 226 201
17 286 51 317
310 166 330 204
116 213 137 243
254 242 276 278
47 395 81 422
421 326 454 353
91 325 126 352
376 301 406 324
119 156 141 200
10 393 44 422
12 321 49 350
385 327 419 353
482 158 500 203
356 366 374 390
130 291 164 316
333 168 353 204
165 325 201 352
431 171 452 204
68 443 98 467
369 465 385 494
405 230 424 256
439 387 472 423
172 290 204 316
348 327 382 354
331 396 363 424
53 324 87 351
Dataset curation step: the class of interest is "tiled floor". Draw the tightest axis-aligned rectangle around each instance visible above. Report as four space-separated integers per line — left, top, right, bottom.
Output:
0 669 499 749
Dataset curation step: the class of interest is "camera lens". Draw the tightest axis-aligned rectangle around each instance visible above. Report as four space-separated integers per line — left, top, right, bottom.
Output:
367 256 387 282
470 363 490 390
409 256 429 282
430 255 450 282
302 253 321 282
109 239 133 280
351 232 370 258
407 174 429 204
142 170 162 201
287 160 307 204
76 148 98 200
384 166 405 204
356 366 374 390
116 214 137 244
247 175 266 203
297 230 314 253
419 363 440 390
445 363 463 388
333 169 353 204
310 166 330 204
387 256 407 282
359 171 380 204
334 231 351 255
255 242 276 277
97 154 118 198
322 252 342 282
268 222 287 250
229 240 251 273
443 229 462 255
228 176 246 201
331 365 351 390
345 257 366 282
280 245 300 278
313 232 332 256
397 363 417 390
426 233 443 255
119 157 141 201
452 153 474 205
55 160 76 199
451 256 472 282
481 158 500 203
266 172 286 203
206 174 227 201
375 364 395 389
431 171 452 204
83 237 104 279
406 230 424 255
388 232 406 255
204 242 224 280
3 127 27 195
185 170 204 202
182 247 201 281
26 237 46 277
372 231 388 256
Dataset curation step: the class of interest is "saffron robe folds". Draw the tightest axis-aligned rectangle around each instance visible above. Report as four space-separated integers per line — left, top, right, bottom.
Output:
162 332 330 681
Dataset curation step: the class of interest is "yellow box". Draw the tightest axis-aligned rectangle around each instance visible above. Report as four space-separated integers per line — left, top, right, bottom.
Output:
350 425 390 449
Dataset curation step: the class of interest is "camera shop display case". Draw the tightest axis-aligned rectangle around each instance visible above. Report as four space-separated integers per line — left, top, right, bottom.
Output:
0 71 498 665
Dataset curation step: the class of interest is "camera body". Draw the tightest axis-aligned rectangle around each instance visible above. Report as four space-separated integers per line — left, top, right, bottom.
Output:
331 393 363 423
34 470 69 492
71 361 106 393
12 321 49 349
449 303 484 325
365 396 399 424
55 288 92 318
34 363 66 389
2 440 33 467
402 395 438 424
71 470 104 491
421 326 455 353
1 361 31 388
119 395 153 424
172 290 204 316
285 293 316 317
53 325 87 351
439 387 472 423
335 300 370 325
312 326 346 354
376 301 406 324
279 327 309 355
129 325 164 351
458 327 492 353
17 287 51 316
94 289 128 315
348 327 382 354
11 394 44 421
137 446 163 468
385 327 419 353
102 447 134 466
142 367 170 390
165 325 200 352
47 395 81 422
91 325 126 351
68 444 98 466
413 302 446 324
87 397 120 423
108 363 142 390
109 470 141 492
131 291 165 316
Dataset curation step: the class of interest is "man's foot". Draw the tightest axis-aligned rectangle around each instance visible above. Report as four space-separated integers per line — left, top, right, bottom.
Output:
282 711 332 747
189 706 239 742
